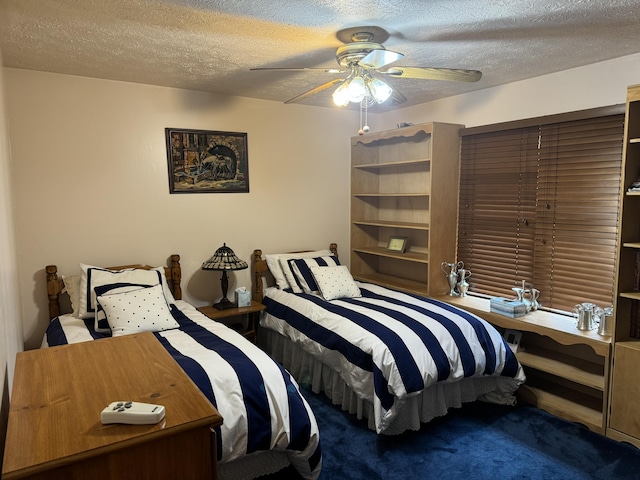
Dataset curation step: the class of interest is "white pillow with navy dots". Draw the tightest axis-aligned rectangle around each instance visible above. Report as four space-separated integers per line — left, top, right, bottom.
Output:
93 283 158 333
290 256 340 294
96 284 179 337
309 265 361 301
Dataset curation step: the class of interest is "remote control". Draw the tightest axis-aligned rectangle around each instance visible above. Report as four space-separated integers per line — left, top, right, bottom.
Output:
100 401 165 425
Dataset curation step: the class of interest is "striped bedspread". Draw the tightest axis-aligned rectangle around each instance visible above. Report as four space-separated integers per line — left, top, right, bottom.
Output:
44 300 321 480
261 282 526 433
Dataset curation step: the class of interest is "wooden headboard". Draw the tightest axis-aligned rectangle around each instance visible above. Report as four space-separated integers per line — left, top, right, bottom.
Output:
45 254 182 321
252 243 337 303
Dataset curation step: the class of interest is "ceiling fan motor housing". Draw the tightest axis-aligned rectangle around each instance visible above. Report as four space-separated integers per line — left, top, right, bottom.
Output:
336 32 385 67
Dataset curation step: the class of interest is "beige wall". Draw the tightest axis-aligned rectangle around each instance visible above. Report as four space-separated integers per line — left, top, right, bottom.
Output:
0 50 23 461
5 52 640 352
4 69 361 349
380 52 640 129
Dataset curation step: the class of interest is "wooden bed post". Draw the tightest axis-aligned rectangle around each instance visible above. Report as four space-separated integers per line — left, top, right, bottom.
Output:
46 265 62 320
169 254 182 301
252 249 267 303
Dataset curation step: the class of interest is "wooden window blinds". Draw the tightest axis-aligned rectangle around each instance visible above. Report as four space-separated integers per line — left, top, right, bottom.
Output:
458 109 624 313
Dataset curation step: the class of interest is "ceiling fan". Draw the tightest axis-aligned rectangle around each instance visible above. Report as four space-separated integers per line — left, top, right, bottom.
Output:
251 27 482 107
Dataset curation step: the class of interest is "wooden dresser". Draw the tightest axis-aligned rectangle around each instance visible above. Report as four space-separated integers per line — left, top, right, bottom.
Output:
2 332 223 480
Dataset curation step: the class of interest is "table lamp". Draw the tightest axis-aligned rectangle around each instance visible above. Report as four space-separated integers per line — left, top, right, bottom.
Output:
202 243 248 310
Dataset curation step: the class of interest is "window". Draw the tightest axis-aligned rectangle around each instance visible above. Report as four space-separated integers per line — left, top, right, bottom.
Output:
457 107 624 313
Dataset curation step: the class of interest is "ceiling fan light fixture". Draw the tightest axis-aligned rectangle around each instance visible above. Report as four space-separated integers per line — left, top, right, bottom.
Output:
254 26 483 108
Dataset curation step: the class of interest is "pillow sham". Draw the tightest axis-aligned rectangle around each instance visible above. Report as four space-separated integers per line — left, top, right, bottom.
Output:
96 284 179 337
77 264 174 319
310 265 361 301
265 249 332 290
290 255 340 294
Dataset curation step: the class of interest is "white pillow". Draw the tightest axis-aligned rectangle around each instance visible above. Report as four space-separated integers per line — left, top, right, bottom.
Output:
78 264 174 319
310 265 361 301
265 249 332 290
290 256 341 294
96 284 179 337
62 274 81 317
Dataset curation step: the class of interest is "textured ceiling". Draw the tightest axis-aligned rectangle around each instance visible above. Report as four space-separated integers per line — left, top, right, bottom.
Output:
1 0 640 112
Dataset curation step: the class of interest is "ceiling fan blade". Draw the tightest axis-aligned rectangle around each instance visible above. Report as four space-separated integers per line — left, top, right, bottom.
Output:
383 67 482 82
251 67 345 74
284 78 346 104
359 49 404 69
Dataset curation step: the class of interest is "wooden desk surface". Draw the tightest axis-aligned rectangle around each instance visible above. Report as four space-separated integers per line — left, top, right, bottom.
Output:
3 332 223 479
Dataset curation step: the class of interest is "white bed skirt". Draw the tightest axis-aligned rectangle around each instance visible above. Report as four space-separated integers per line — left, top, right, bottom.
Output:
260 327 518 435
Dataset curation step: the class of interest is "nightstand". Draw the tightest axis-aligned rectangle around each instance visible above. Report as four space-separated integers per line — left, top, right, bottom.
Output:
198 301 266 343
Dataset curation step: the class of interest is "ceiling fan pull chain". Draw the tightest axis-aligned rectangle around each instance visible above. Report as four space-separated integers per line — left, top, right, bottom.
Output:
358 98 370 135
364 100 370 133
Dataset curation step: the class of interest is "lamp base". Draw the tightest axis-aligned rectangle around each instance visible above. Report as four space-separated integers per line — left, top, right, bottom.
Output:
213 297 236 310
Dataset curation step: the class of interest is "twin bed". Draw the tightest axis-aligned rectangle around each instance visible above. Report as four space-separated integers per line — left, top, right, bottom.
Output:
42 245 525 479
252 245 526 435
43 256 320 480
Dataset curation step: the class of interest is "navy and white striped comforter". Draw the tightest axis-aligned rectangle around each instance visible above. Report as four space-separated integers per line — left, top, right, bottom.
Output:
261 283 526 433
44 300 321 480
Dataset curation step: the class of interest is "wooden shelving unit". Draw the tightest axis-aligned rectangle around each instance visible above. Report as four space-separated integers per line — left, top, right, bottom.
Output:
436 294 611 434
608 84 640 448
350 122 462 296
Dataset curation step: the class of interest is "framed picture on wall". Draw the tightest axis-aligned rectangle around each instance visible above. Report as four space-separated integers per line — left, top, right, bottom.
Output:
165 128 249 194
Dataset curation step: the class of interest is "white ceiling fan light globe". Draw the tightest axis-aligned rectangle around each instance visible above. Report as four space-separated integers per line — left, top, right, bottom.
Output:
368 76 393 103
332 80 352 106
347 76 367 103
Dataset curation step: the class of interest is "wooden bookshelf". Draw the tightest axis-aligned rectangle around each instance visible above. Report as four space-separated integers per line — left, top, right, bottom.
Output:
350 122 462 296
609 83 640 447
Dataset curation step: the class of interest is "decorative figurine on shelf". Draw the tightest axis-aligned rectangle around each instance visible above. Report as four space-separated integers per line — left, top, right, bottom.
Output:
512 280 539 313
528 288 540 311
441 261 464 296
573 302 603 331
457 268 471 297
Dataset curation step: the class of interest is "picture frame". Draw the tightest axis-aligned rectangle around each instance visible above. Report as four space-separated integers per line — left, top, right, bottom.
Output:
166 128 249 194
502 329 522 353
387 236 408 253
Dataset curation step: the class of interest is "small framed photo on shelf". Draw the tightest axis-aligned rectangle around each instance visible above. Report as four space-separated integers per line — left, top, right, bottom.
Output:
387 236 408 253
502 329 522 353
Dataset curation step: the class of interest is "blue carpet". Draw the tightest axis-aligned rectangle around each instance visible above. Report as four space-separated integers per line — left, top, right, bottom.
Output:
265 387 640 480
